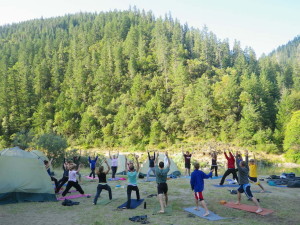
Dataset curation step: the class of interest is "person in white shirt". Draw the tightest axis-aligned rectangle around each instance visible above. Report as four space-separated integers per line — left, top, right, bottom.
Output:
109 150 119 179
61 163 84 196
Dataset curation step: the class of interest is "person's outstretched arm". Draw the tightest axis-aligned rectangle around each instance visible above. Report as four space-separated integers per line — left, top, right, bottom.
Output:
224 151 229 160
116 151 119 158
105 160 110 174
135 154 140 172
148 151 150 160
109 151 112 160
166 152 171 168
155 153 159 166
125 157 128 173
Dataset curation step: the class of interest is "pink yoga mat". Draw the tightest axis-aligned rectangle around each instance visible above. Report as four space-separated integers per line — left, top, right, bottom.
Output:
224 202 274 216
85 176 98 180
58 190 77 194
57 194 91 201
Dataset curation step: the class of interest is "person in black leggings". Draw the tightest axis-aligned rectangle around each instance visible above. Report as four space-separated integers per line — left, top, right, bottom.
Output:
62 163 84 197
93 160 112 204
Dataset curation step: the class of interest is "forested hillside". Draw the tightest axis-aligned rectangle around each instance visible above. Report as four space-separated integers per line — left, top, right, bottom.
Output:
0 9 299 162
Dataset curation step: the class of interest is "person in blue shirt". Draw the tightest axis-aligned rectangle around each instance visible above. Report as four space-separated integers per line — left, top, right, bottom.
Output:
190 162 213 216
124 154 140 209
88 155 98 179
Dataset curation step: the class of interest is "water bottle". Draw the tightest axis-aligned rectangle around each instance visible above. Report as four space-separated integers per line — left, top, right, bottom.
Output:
144 201 147 209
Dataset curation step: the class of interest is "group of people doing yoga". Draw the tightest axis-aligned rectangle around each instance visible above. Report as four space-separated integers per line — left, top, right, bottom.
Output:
45 148 265 215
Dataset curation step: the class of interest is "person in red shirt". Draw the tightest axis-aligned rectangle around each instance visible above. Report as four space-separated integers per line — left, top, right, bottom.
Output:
219 150 238 185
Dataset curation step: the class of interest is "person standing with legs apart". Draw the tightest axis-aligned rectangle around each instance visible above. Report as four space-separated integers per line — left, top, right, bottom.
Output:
219 150 238 185
62 163 84 197
93 160 112 205
123 154 140 209
190 162 213 216
88 155 98 179
235 150 263 213
183 150 193 176
146 151 156 181
249 153 265 192
155 152 170 213
109 150 119 180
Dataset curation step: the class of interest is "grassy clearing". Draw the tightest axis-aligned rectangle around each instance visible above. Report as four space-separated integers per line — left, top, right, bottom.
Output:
1 168 300 225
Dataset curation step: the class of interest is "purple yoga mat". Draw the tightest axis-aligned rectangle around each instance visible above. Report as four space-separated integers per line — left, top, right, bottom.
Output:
57 194 91 201
58 190 78 194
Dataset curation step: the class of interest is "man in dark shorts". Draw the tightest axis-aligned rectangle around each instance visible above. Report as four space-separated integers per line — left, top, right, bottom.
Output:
235 150 262 213
183 150 192 176
155 152 171 213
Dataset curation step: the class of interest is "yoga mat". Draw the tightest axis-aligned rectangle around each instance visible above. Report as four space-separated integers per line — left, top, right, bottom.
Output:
152 205 172 215
117 199 144 209
57 194 91 201
97 199 113 205
251 190 272 193
183 207 230 221
210 176 222 180
108 177 126 181
143 178 156 182
85 176 98 180
58 190 77 194
213 184 239 188
224 202 274 216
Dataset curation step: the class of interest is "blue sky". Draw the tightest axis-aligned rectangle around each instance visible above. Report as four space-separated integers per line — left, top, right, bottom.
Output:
0 0 299 57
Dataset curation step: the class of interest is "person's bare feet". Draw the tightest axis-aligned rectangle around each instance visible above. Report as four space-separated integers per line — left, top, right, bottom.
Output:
194 207 199 211
235 201 241 205
260 190 265 193
203 211 210 217
256 208 263 213
158 210 165 213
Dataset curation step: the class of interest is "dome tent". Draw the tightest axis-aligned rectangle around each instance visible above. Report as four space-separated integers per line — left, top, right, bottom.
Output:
0 147 57 205
29 150 50 164
139 153 181 177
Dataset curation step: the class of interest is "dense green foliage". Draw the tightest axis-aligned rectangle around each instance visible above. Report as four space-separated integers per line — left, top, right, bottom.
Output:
0 9 299 160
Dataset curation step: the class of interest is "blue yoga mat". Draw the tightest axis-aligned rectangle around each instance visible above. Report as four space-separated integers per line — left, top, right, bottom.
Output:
143 177 156 182
210 176 222 180
183 207 230 221
117 199 144 209
213 184 239 188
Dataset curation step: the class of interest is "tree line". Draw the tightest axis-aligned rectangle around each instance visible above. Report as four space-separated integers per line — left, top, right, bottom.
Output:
0 9 299 162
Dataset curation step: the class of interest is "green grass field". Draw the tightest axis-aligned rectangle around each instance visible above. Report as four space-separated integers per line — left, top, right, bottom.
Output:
1 168 300 225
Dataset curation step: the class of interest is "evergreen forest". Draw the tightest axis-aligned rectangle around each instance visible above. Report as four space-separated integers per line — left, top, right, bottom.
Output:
0 9 300 162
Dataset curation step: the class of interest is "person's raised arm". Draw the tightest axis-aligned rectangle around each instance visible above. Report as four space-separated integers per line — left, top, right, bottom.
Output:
125 156 128 173
155 152 159 166
245 150 249 167
224 150 229 160
148 151 150 160
135 154 140 172
166 152 171 168
95 155 98 162
109 151 112 160
105 160 110 174
153 151 156 160
116 151 119 158
88 156 91 163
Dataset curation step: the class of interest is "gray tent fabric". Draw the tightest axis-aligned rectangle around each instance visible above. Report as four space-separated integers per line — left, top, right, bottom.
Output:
0 147 57 204
29 150 50 164
139 154 181 177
